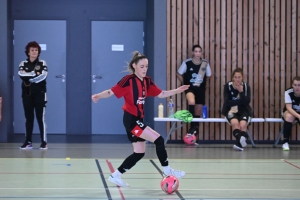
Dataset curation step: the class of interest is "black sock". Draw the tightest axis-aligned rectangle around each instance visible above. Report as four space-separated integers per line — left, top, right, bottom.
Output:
240 131 248 139
233 129 241 140
117 152 145 173
154 136 169 166
283 121 292 143
188 105 196 128
191 115 200 135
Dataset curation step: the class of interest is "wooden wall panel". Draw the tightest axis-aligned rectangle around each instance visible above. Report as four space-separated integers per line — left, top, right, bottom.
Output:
166 0 299 142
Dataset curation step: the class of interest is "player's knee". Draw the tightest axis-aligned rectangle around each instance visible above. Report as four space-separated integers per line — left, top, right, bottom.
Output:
231 124 240 130
154 136 165 148
188 101 196 105
284 113 295 122
232 129 241 138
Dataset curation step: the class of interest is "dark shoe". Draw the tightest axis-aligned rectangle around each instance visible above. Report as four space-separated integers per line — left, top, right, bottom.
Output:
188 126 198 135
39 142 48 150
233 142 244 151
20 141 33 149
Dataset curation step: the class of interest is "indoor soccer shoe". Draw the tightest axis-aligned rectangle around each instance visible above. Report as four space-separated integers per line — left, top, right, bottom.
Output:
39 142 48 150
240 136 247 148
165 168 186 179
282 142 290 151
108 175 129 187
233 142 244 151
20 141 33 149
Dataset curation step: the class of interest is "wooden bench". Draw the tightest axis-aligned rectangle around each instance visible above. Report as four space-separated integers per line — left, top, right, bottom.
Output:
154 117 265 147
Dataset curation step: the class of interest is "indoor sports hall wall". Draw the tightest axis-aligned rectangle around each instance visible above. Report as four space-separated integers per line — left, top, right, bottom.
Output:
166 0 300 142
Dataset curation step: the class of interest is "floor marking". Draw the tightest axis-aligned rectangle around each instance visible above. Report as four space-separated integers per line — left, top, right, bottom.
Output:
95 159 112 200
1 172 299 176
283 159 300 170
0 188 299 191
106 159 125 200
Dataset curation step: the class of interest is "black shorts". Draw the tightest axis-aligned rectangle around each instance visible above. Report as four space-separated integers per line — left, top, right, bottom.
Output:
123 111 147 143
225 111 251 125
185 87 205 105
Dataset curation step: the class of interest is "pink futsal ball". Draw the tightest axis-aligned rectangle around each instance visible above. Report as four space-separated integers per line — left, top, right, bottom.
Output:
183 134 196 145
160 175 179 194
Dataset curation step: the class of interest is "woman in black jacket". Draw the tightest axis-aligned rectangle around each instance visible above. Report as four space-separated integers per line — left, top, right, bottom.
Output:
221 68 253 151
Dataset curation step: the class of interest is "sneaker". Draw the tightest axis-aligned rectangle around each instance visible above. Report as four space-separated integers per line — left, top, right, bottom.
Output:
240 136 247 148
282 142 290 151
20 141 33 149
165 168 186 179
233 142 244 151
39 142 48 150
108 175 129 187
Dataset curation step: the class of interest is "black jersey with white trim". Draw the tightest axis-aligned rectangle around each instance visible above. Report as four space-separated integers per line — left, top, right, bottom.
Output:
221 81 253 117
283 87 300 113
18 58 48 97
178 58 211 89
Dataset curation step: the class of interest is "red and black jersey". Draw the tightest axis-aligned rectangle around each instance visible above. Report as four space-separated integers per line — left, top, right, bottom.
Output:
111 74 162 118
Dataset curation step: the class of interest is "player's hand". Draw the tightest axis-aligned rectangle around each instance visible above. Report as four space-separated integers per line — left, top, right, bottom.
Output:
176 85 190 93
235 83 243 92
91 94 100 103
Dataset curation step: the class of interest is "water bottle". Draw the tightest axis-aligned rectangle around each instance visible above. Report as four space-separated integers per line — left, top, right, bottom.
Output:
158 103 164 118
168 98 175 117
202 105 207 118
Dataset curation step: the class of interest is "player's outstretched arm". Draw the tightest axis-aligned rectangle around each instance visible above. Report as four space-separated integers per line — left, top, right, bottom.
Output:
92 89 114 103
157 85 189 98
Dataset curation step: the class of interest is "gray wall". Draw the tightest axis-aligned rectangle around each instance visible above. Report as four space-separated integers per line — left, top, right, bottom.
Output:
0 0 167 141
149 0 167 138
0 0 12 142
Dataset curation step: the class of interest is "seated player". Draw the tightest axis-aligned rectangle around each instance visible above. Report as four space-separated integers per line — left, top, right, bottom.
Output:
221 68 253 151
281 76 300 151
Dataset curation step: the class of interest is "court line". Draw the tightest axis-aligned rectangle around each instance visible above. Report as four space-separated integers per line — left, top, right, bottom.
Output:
283 159 300 170
105 159 125 200
0 188 299 191
95 159 112 200
0 172 299 176
1 157 299 162
149 159 185 200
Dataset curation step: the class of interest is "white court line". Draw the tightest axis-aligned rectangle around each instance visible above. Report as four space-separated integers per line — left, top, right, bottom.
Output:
0 188 299 191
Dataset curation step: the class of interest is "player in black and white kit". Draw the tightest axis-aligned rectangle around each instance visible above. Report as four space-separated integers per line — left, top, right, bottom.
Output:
177 45 211 135
281 76 300 151
222 68 253 151
19 41 48 150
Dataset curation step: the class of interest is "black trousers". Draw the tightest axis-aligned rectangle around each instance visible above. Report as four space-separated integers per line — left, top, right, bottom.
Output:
22 92 47 143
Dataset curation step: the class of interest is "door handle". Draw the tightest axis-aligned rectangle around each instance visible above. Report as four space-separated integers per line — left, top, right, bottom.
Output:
92 75 102 83
55 74 65 78
92 75 102 79
55 74 66 82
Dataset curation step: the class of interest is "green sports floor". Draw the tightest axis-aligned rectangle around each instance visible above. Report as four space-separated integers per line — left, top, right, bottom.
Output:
0 142 299 200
